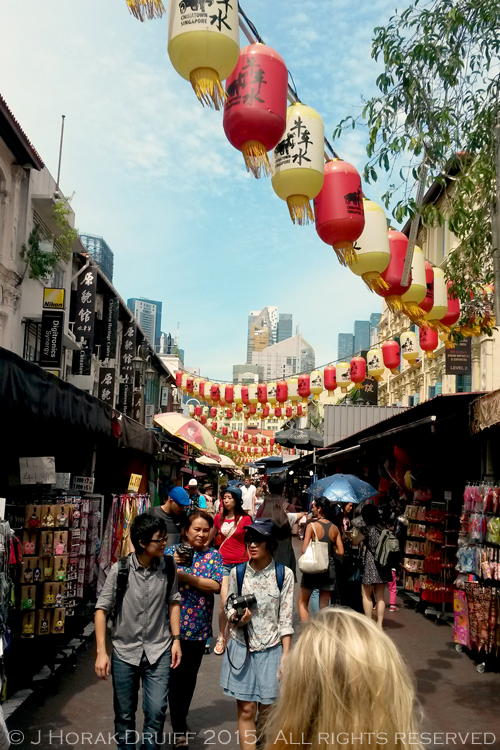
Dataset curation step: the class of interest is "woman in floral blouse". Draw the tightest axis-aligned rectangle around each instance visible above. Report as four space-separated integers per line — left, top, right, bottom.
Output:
221 519 294 750
166 511 223 746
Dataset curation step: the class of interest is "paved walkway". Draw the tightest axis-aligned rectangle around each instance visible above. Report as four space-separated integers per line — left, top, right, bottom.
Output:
5 571 500 750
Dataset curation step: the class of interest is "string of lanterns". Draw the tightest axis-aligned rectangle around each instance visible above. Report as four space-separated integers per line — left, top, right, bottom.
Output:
126 1 495 329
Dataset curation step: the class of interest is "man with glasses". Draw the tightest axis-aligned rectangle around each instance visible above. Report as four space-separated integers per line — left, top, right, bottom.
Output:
95 514 182 750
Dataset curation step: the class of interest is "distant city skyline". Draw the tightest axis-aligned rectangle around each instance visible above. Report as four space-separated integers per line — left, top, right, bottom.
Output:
338 314 382 360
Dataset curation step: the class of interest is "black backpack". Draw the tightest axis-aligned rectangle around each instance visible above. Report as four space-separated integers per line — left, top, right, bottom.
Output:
109 553 175 626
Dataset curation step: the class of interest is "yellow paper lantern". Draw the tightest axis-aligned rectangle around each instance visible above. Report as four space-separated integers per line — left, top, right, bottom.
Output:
267 382 277 408
271 103 324 225
367 347 384 382
310 370 323 400
203 380 213 405
400 331 419 365
346 199 390 291
425 267 448 331
336 361 351 393
247 384 258 405
168 0 239 110
401 246 426 322
287 377 299 404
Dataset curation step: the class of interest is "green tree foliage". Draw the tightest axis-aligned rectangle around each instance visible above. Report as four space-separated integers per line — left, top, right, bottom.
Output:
20 200 78 282
333 0 500 333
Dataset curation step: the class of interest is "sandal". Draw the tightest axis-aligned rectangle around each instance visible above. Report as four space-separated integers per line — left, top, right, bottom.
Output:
174 734 188 748
213 636 226 655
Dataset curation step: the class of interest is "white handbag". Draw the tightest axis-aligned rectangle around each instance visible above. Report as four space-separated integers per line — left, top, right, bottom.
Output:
298 523 329 574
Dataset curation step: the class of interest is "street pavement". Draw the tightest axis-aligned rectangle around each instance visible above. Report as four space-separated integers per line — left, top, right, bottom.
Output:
5 551 500 750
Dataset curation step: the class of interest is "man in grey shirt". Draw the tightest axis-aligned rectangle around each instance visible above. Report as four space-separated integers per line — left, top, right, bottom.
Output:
95 513 182 750
151 486 190 546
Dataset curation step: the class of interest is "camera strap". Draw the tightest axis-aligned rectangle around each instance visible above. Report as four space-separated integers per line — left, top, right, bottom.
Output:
226 626 251 672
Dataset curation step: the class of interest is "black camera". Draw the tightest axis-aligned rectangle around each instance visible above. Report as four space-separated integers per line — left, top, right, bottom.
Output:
176 543 194 567
230 593 257 622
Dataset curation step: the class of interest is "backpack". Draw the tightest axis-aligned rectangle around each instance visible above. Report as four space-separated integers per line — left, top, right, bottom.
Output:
374 528 401 567
109 553 175 626
236 562 285 601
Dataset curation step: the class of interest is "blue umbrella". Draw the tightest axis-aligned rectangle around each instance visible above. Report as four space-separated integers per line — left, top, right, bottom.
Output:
306 474 377 504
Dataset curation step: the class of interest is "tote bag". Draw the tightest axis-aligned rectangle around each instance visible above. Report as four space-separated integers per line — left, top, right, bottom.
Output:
298 523 329 574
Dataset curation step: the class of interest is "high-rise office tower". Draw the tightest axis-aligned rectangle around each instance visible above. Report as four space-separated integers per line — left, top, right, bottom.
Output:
277 313 293 343
79 233 114 282
251 334 315 381
370 313 382 346
127 298 162 349
246 306 278 363
354 320 371 353
338 333 354 361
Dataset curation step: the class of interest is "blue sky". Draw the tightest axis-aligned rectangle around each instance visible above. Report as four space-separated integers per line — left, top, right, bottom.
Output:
2 0 401 381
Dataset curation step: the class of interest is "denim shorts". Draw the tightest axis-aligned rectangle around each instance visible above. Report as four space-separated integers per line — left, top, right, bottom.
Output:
222 563 238 577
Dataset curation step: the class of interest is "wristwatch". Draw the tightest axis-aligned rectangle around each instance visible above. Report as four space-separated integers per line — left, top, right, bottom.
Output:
172 634 181 641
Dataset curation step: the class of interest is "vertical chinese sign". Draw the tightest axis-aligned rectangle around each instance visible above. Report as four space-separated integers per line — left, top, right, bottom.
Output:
119 320 136 415
72 267 97 376
100 296 119 362
97 367 116 406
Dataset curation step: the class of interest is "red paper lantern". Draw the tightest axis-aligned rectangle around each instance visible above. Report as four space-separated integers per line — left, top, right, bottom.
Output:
323 365 337 395
210 384 221 403
252 435 257 445
270 438 275 446
296 404 303 416
186 377 194 393
210 406 218 419
224 385 234 404
199 380 206 399
222 426 228 436
441 281 461 327
298 374 310 403
241 386 250 406
376 230 411 312
249 404 257 414
276 380 288 404
243 433 249 442
226 409 233 419
235 403 243 413
223 44 288 178
232 430 238 440
194 405 202 417
175 371 183 387
286 405 292 418
314 160 365 266
200 415 207 425
274 407 282 418
262 406 270 418
211 421 217 431
350 356 366 388
382 340 401 374
258 383 268 405
420 326 438 359
420 262 435 315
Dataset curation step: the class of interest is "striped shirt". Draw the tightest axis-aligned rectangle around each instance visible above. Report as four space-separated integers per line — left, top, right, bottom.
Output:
95 553 181 666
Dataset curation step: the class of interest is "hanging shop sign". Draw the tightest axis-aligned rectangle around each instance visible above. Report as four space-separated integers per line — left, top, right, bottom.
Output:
100 296 119 362
118 380 133 416
40 310 64 368
145 403 155 428
445 339 471 375
19 457 56 485
54 473 71 490
72 267 97 375
128 474 142 493
358 374 378 405
161 386 170 407
72 476 95 492
133 390 142 422
120 321 136 382
97 368 116 406
72 344 92 377
43 287 65 310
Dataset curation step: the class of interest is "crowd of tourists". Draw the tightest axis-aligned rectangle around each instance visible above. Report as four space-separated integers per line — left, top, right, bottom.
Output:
95 476 419 750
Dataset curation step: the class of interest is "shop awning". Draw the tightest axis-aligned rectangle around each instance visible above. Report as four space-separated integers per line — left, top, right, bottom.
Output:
0 347 112 436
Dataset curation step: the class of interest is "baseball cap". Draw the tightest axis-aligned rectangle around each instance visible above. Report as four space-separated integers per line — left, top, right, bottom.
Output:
188 478 198 487
169 487 190 507
244 518 276 540
224 485 242 501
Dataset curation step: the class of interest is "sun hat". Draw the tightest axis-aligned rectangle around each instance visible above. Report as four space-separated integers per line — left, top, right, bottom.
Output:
169 486 190 507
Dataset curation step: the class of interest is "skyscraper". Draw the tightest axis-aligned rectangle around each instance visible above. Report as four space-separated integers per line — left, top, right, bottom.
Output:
277 313 293 343
127 298 162 349
251 334 315 381
246 306 278 363
354 320 371 353
79 233 114 282
338 333 354 361
370 313 382 346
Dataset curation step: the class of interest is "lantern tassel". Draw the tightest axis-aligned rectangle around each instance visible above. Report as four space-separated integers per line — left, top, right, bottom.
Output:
425 351 436 359
443 340 456 349
402 302 427 324
385 295 404 313
126 0 165 20
361 272 389 293
190 68 226 110
332 242 359 267
287 195 314 225
241 141 271 179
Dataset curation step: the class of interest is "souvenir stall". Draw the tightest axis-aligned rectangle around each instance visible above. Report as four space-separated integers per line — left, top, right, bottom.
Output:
453 483 500 672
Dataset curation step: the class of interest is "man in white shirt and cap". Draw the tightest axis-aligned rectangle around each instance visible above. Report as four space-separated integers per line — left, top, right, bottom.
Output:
240 477 257 517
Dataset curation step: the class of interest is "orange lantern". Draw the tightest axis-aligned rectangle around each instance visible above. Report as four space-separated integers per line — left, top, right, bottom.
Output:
420 327 438 359
381 341 400 375
350 357 366 389
314 159 365 266
298 374 310 404
324 365 337 395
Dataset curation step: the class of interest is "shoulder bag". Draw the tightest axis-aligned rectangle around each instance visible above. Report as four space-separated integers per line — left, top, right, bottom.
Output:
298 523 329 574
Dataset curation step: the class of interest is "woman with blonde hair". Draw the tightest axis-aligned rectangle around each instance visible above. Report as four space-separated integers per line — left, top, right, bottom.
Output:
264 608 423 750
